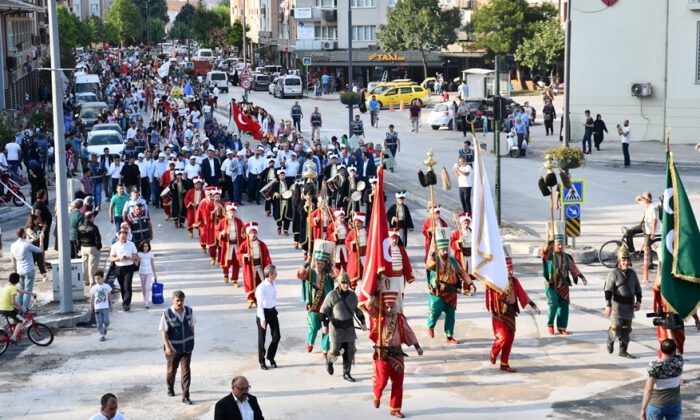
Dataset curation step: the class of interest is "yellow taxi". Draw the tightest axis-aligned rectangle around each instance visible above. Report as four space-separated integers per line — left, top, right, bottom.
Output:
367 84 431 109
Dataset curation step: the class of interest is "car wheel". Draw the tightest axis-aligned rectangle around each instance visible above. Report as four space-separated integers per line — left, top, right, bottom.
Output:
431 125 439 130
416 99 423 107
378 101 383 109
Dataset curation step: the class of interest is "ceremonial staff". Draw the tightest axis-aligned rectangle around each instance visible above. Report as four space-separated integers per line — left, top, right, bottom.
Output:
302 162 318 301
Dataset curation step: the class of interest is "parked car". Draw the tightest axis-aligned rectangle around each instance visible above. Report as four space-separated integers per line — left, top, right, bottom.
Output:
206 71 229 93
79 101 109 131
367 84 431 109
86 130 124 157
268 77 279 95
428 98 520 131
75 92 99 106
251 73 271 91
263 65 285 76
273 75 303 99
217 58 238 71
91 123 124 136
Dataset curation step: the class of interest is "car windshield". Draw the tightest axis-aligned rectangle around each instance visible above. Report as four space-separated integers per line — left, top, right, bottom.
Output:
199 51 212 57
93 125 120 132
76 83 98 93
89 134 122 146
285 78 301 85
371 86 391 95
76 94 97 103
81 110 99 119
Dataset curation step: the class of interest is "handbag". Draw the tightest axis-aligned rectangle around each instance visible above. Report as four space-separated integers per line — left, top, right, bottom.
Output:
152 278 164 305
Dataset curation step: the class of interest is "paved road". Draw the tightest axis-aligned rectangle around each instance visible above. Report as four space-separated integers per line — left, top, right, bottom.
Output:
1 87 699 419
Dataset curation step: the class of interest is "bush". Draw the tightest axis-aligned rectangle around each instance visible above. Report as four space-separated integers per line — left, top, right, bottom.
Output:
543 146 585 170
340 91 361 105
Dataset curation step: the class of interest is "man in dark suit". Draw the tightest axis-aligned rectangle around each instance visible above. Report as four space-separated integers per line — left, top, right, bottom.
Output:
201 149 222 187
214 376 264 420
359 151 376 183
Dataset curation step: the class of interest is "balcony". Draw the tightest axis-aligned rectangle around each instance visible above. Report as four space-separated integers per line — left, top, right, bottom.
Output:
293 6 322 20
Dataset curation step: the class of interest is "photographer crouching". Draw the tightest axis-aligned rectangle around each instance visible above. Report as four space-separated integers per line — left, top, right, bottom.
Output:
604 247 642 358
651 270 700 359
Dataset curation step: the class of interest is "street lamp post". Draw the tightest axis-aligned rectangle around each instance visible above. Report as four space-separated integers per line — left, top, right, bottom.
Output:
347 0 353 135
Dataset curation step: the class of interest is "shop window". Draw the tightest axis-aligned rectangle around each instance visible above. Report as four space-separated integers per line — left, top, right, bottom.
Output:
352 25 376 41
352 0 376 8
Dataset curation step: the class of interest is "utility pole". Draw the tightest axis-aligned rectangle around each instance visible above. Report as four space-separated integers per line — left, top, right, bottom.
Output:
563 0 572 147
242 0 247 66
48 0 73 313
494 56 501 226
347 0 353 135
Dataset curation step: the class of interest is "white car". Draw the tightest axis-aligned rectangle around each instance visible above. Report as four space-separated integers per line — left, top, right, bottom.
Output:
273 75 303 99
86 130 124 157
268 77 278 95
428 103 456 130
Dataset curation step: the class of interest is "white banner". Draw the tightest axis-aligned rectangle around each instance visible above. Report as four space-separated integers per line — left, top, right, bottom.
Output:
296 22 315 40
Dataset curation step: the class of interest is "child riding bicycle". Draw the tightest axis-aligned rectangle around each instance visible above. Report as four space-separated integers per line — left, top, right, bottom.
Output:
0 273 37 342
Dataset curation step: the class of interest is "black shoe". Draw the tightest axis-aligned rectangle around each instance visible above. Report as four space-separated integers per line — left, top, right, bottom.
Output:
606 340 614 354
167 388 175 397
124 305 130 312
326 362 334 375
269 359 277 368
182 397 192 405
619 351 637 359
260 362 268 370
343 372 356 382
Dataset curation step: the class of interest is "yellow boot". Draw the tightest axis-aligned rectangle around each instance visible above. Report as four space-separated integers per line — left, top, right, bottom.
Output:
210 258 216 266
224 276 229 284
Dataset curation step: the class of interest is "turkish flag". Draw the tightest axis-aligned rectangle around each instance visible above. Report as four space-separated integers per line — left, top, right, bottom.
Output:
358 165 392 307
232 103 263 140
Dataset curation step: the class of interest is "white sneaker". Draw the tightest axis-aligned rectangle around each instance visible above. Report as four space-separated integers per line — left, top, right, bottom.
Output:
42 276 49 282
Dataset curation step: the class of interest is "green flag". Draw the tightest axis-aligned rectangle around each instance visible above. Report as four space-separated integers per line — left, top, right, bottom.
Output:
660 152 700 319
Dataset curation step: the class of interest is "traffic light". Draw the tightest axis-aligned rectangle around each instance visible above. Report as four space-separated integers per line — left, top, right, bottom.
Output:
493 96 507 121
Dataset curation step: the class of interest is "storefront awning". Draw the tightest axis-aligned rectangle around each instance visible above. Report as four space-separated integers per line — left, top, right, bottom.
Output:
0 0 43 13
294 49 443 67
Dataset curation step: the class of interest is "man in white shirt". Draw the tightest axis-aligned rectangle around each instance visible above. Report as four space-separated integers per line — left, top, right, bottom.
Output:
126 121 138 140
284 152 300 185
453 156 473 214
221 150 236 201
255 265 280 370
618 119 631 167
89 393 125 420
458 80 469 101
213 376 264 420
106 156 123 195
184 156 202 188
246 148 266 204
4 140 22 175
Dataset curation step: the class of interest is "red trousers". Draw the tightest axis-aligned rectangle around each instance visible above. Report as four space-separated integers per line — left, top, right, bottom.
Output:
222 259 241 281
373 357 404 413
657 327 685 358
491 316 515 365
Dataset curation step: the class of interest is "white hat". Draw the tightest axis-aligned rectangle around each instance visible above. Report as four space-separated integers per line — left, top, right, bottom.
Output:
226 149 234 155
458 212 472 223
245 222 259 234
267 158 275 164
431 204 442 213
207 145 215 151
333 208 345 218
226 203 238 212
277 169 286 175
347 166 356 172
353 212 366 224
189 155 196 160
236 150 245 157
169 153 177 158
137 153 144 158
192 177 203 185
369 177 378 184
395 191 407 199
337 164 346 170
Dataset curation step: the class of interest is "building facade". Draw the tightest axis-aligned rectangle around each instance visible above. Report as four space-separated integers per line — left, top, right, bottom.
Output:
570 0 700 144
0 0 49 110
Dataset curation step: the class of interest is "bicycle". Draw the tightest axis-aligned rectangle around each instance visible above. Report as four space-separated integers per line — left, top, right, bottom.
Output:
0 299 54 356
370 110 379 128
598 226 661 269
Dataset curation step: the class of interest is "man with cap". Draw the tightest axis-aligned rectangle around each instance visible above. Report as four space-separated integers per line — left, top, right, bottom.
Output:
345 212 368 289
486 255 540 372
365 286 423 419
387 192 414 247
541 233 587 335
169 170 187 229
421 205 449 264
261 157 277 217
233 150 247 204
425 227 473 344
272 169 293 235
220 149 235 202
216 203 245 286
196 188 225 264
237 222 272 308
201 149 222 187
194 188 214 252
383 124 400 171
246 147 266 205
450 212 472 273
604 247 642 358
339 165 360 214
320 270 367 381
297 240 335 354
327 208 349 272
184 177 205 238
183 155 201 190
385 228 416 314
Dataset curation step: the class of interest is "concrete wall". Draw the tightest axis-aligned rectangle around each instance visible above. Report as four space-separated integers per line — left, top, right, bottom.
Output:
570 0 700 144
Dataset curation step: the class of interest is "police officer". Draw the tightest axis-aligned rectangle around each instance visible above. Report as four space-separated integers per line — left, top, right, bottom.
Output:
159 290 196 405
350 114 364 138
290 101 303 133
384 124 400 164
604 248 642 359
310 107 322 141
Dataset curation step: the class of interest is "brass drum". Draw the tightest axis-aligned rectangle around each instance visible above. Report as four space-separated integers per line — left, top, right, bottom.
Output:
351 191 362 202
281 190 293 200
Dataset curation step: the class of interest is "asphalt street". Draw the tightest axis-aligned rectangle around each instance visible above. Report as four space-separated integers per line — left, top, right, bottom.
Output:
1 87 699 419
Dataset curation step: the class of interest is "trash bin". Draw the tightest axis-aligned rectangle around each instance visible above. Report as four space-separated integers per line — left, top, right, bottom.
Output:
49 258 86 301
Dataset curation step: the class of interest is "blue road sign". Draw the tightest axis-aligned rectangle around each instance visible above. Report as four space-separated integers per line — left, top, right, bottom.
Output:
561 179 585 204
565 204 580 220
302 57 312 66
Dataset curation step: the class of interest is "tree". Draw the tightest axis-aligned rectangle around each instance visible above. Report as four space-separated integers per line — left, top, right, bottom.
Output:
169 20 192 42
192 4 228 47
57 5 80 67
376 0 460 79
145 17 167 44
175 3 196 26
471 0 556 87
133 0 169 24
104 0 144 46
515 18 564 84
229 18 251 52
85 15 106 44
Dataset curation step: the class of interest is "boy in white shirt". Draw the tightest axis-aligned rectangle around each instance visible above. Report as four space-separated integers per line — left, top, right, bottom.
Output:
89 271 112 341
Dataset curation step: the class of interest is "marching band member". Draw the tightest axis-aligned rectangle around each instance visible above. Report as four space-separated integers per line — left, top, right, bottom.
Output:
450 212 472 273
384 228 415 314
327 208 349 272
237 222 272 308
216 203 245 286
345 212 367 289
272 169 292 235
184 176 204 238
169 170 187 228
297 241 335 355
386 191 414 246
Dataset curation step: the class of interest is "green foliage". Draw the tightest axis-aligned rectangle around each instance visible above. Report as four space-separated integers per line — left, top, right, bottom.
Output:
229 18 251 51
105 0 144 46
515 18 564 74
218 0 230 7
471 0 556 55
211 4 231 25
58 5 79 50
376 0 460 79
544 146 585 168
191 3 229 47
0 110 18 150
175 3 196 26
143 17 167 44
133 0 169 23
169 21 192 42
85 15 106 44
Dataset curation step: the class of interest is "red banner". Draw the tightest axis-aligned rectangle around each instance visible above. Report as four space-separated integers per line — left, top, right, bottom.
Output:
232 103 262 140
358 165 392 307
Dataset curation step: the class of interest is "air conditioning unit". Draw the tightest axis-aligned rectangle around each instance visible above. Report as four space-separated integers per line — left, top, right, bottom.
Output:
631 82 652 97
323 9 337 21
321 41 336 51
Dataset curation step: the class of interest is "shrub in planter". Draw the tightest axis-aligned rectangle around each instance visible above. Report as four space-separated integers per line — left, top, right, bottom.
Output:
340 91 361 105
543 146 585 170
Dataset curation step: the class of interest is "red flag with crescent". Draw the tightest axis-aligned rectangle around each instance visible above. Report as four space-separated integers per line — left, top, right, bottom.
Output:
358 165 392 307
232 103 263 140
601 0 617 6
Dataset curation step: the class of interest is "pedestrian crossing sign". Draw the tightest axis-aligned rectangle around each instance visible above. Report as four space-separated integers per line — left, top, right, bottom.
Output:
561 179 585 204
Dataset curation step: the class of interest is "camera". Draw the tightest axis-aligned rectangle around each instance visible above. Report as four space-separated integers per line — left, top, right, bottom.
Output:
646 311 684 330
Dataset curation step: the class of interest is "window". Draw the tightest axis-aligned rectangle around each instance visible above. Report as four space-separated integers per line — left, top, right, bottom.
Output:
89 4 99 16
352 25 376 41
388 0 397 6
400 87 412 94
315 0 337 7
352 0 376 7
314 25 338 40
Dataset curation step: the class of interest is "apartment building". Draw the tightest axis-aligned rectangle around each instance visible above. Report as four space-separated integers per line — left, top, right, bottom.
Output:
63 0 113 20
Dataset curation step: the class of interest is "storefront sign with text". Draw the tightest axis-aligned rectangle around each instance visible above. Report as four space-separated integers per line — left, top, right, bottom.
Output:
368 53 406 62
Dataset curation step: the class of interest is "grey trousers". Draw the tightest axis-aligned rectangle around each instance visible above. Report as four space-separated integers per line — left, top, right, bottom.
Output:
608 318 633 345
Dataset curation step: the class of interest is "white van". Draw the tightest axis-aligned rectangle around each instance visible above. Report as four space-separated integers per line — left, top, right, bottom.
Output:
194 48 214 61
206 71 229 93
273 75 302 99
74 74 101 98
